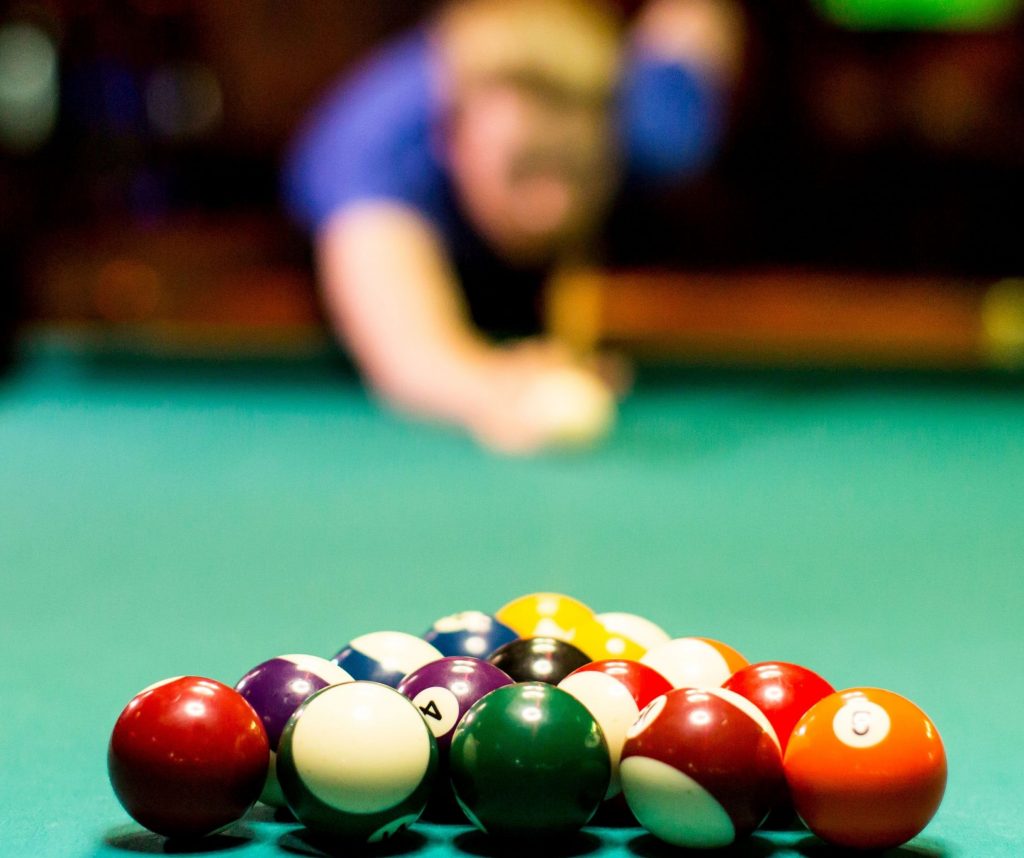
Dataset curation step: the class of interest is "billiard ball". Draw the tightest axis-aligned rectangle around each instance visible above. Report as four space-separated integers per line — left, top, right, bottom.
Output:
516 366 615 448
108 676 269 839
397 657 514 755
449 682 611 838
572 621 647 662
565 658 673 710
422 611 518 659
234 654 354 807
487 636 591 684
558 659 672 798
495 592 601 649
276 681 438 843
331 631 443 687
784 688 947 850
397 657 515 819
620 687 784 849
722 661 836 828
722 661 835 752
640 636 748 688
595 611 671 652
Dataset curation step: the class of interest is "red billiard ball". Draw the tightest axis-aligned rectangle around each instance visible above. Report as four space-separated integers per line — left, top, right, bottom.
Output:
723 661 835 752
784 688 947 850
621 687 785 849
564 658 672 710
108 676 269 839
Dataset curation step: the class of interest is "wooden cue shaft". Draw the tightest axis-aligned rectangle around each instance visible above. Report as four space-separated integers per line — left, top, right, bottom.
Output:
547 270 1024 369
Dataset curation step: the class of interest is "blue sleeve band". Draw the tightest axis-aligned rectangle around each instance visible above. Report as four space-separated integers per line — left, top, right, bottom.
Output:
619 54 725 184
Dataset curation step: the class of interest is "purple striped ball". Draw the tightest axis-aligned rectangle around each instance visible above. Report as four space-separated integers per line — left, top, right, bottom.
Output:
235 654 353 806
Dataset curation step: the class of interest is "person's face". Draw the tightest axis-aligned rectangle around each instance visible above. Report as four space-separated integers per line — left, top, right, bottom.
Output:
446 80 620 263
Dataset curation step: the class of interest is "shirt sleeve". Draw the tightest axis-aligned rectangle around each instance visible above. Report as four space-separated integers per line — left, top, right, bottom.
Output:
619 51 726 185
281 32 447 232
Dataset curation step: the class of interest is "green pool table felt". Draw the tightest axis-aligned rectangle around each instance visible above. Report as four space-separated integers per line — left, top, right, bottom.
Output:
2 342 1023 857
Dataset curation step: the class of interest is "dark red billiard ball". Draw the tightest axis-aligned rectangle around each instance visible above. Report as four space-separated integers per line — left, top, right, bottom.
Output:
621 687 785 849
723 662 835 752
108 676 269 839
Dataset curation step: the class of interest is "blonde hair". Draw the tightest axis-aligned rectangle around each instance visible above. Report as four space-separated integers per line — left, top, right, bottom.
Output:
437 0 623 98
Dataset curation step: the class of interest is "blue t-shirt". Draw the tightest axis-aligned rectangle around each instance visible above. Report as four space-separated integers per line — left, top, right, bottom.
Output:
284 30 723 333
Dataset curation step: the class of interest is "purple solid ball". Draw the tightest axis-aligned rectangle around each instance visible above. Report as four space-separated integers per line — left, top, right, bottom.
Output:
397 657 514 754
234 654 353 750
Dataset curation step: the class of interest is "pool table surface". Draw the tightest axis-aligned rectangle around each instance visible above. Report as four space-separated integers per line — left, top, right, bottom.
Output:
2 340 1023 857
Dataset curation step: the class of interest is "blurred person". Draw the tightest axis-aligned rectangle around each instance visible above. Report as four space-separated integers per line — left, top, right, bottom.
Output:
286 0 743 453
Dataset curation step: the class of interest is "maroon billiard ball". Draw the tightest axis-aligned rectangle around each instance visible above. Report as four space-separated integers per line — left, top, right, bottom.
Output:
108 676 269 839
722 661 835 752
620 687 785 849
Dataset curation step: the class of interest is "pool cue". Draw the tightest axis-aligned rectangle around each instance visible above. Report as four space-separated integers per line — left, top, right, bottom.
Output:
547 270 1024 370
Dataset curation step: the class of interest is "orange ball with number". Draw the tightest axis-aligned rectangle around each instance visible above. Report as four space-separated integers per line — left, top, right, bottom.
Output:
784 688 947 851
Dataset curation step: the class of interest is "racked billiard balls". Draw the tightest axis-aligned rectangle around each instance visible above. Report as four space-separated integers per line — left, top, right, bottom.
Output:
234 654 353 806
640 636 748 688
449 682 611 838
784 687 947 850
558 659 672 798
331 631 442 687
422 611 518 659
487 636 590 684
621 687 784 848
108 676 269 839
276 681 438 843
723 661 835 753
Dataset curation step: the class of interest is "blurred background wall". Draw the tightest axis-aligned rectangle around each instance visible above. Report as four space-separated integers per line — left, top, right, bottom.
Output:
1 0 1022 358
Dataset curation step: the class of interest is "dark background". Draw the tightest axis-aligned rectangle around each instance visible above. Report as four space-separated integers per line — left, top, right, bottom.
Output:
2 0 1022 363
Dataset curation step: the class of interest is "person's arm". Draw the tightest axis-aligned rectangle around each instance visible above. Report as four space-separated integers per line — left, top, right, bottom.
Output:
317 201 614 453
318 201 489 423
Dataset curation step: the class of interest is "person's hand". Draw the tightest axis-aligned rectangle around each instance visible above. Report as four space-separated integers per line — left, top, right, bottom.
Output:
466 340 620 455
633 0 745 86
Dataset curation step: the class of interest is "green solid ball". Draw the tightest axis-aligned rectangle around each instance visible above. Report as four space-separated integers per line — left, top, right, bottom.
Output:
276 681 438 843
449 682 611 838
